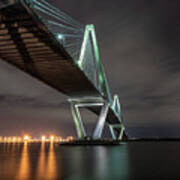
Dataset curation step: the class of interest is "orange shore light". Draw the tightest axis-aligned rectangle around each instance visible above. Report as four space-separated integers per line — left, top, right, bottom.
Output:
24 135 29 141
41 136 46 142
50 135 54 141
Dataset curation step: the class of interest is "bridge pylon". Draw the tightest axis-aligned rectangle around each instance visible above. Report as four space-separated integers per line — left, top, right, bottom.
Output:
69 96 125 140
68 24 126 140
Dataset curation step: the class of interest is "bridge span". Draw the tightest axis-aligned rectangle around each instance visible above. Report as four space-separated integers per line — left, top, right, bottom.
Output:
0 0 126 140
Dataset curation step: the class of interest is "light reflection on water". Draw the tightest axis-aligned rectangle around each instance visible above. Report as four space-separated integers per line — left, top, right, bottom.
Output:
46 142 57 180
0 142 130 180
36 142 58 180
36 142 46 179
17 142 30 180
1 142 180 179
0 142 60 180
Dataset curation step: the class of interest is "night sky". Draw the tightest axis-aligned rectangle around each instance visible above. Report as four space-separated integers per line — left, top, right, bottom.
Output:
0 0 180 138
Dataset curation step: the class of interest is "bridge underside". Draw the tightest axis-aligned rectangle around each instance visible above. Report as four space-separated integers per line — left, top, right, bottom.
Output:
0 0 126 140
0 1 99 98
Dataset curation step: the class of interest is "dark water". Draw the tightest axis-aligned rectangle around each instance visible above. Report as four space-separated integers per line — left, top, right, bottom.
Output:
0 142 180 180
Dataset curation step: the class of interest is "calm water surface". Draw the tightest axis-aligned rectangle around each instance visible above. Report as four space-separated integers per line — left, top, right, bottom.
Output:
0 142 180 180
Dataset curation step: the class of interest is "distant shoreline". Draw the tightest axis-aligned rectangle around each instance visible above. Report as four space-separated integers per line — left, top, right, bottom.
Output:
58 138 180 146
126 138 180 141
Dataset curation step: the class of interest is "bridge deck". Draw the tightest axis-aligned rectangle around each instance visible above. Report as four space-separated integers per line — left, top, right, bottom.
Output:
0 1 100 98
0 1 120 124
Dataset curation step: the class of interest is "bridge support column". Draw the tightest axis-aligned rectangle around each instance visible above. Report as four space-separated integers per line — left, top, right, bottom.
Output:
69 99 109 140
93 102 109 139
71 103 86 139
109 124 125 140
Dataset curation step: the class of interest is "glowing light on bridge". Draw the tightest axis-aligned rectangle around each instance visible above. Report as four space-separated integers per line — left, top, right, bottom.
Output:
57 34 64 40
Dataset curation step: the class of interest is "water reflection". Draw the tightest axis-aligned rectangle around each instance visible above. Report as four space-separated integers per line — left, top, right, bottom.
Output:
46 142 57 179
18 142 58 180
16 142 30 180
6 142 59 180
94 147 108 179
0 143 130 180
0 143 20 179
108 145 130 179
62 145 129 180
36 142 46 179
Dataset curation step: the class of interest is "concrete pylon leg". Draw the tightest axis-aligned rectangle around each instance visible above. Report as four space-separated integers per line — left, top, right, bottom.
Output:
93 103 109 139
109 125 116 140
71 103 86 139
118 125 125 140
109 124 125 140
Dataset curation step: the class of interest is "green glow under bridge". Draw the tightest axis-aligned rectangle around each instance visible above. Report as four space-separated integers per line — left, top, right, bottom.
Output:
0 0 126 140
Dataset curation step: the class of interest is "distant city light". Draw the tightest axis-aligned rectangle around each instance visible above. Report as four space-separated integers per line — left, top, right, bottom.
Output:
67 136 74 141
0 135 74 143
50 135 54 141
12 137 17 142
24 135 29 141
41 136 46 142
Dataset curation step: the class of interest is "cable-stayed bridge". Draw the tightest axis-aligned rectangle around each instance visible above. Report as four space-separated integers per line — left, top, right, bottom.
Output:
0 0 126 140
